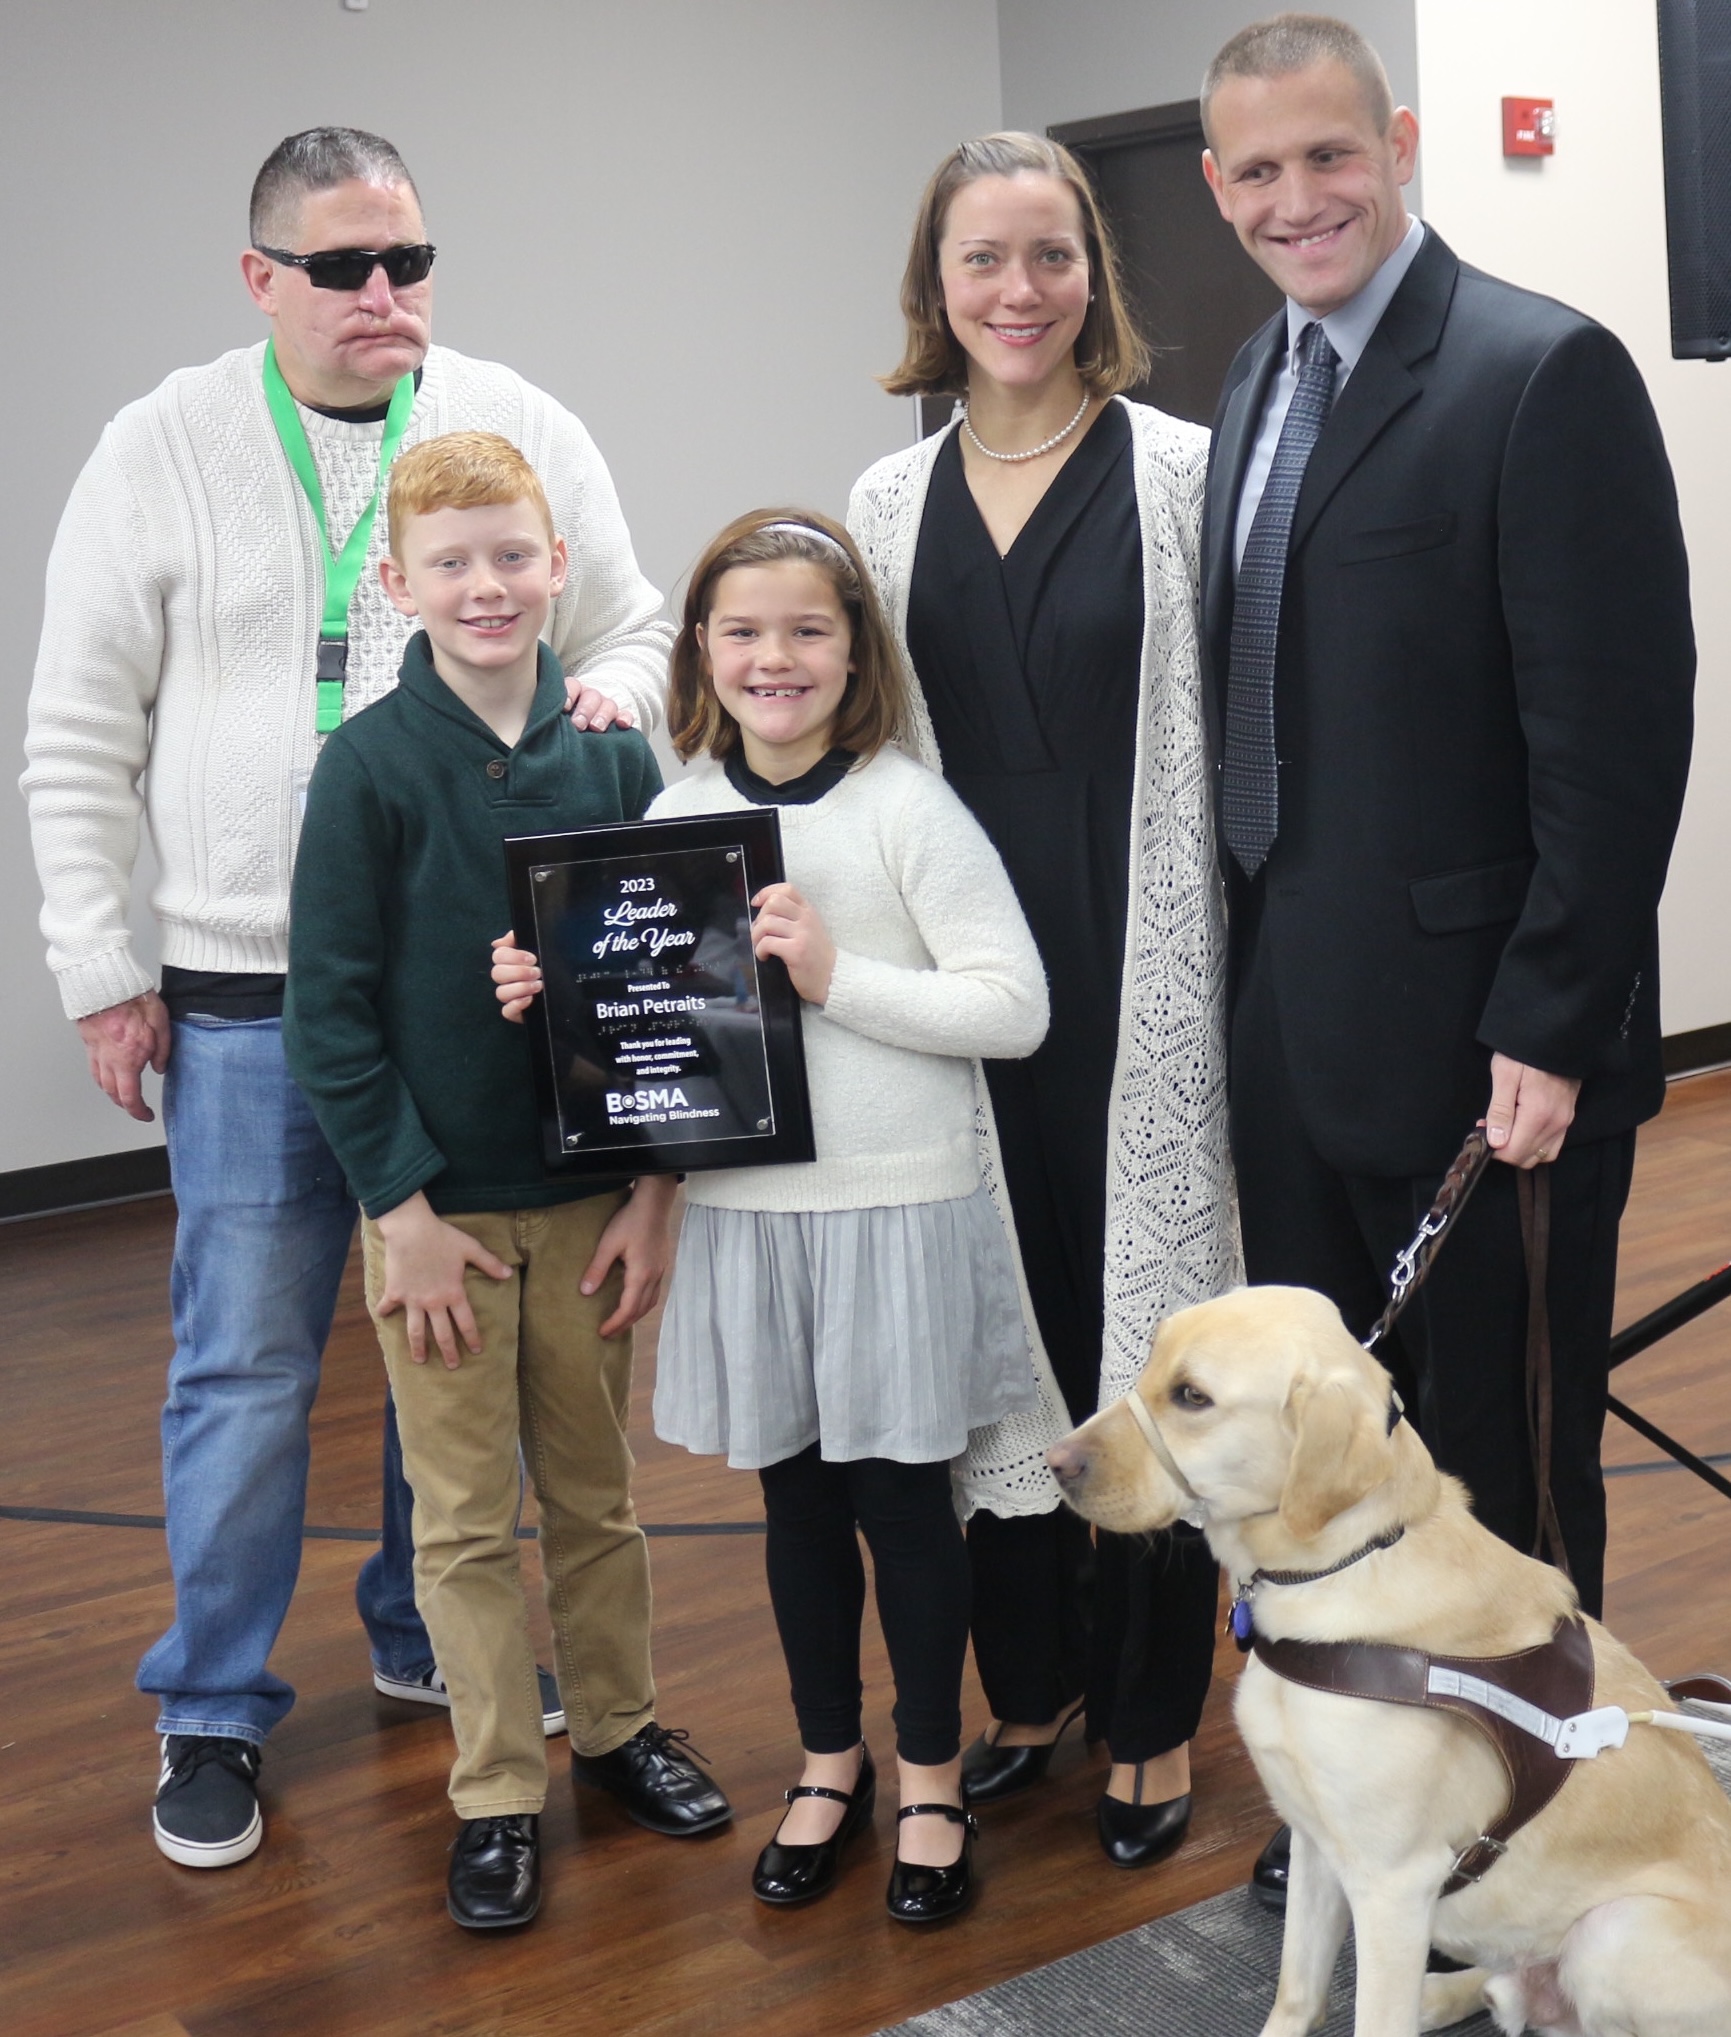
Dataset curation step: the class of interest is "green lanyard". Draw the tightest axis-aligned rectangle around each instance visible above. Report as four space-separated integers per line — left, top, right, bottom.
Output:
262 337 417 732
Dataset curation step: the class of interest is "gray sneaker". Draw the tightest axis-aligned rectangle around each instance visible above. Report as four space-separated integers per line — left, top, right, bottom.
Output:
152 1735 263 1868
373 1663 567 1737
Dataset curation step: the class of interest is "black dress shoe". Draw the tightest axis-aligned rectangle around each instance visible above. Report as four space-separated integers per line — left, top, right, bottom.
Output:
571 1722 732 1836
960 1698 1085 1806
1097 1789 1191 1868
447 1813 540 1929
886 1802 977 1925
1251 1823 1290 1909
751 1746 876 1906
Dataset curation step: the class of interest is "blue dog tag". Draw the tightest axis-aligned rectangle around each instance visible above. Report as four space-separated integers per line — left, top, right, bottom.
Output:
1231 1595 1255 1652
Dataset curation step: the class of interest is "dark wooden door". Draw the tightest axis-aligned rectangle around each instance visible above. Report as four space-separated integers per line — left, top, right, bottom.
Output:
1052 101 1283 427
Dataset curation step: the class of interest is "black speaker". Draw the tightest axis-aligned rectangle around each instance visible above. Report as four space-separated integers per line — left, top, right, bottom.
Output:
1657 0 1731 360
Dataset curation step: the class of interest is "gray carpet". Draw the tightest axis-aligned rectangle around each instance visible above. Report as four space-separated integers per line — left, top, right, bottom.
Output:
880 1707 1731 2037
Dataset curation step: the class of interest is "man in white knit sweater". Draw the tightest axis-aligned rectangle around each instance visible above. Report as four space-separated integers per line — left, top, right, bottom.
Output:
21 128 672 1869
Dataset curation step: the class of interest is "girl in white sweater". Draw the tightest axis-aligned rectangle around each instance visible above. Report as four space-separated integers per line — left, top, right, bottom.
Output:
498 510 1046 1922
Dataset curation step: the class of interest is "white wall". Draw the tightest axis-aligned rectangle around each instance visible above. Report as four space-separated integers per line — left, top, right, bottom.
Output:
1414 0 1731 1034
1000 0 1727 1036
11 0 1719 1180
997 0 1421 139
0 0 1001 1175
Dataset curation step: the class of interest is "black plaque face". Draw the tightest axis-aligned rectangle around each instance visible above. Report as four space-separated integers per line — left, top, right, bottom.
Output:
505 809 815 1176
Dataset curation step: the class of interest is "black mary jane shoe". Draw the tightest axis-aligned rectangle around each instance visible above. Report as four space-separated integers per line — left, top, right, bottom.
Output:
1251 1822 1290 1909
959 1698 1085 1807
751 1746 876 1907
1096 1767 1192 1870
886 1801 977 1925
571 1722 732 1836
447 1812 541 1929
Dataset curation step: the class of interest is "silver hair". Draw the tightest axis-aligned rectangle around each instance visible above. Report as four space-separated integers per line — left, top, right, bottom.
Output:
249 127 420 248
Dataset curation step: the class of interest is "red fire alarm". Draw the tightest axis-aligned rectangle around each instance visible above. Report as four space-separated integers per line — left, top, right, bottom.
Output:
1503 97 1556 156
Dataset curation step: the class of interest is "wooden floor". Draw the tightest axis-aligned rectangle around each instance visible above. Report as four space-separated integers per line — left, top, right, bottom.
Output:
3 1071 1730 2037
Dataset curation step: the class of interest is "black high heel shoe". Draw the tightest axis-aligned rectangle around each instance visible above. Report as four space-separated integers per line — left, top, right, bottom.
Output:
886 1802 977 1924
1250 1823 1290 1908
1096 1761 1191 1869
959 1697 1085 1806
751 1745 876 1906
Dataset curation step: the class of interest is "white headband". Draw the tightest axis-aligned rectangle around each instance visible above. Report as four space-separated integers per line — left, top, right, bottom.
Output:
761 520 853 563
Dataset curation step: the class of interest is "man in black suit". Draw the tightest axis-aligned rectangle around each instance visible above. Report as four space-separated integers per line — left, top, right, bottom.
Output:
1197 13 1694 1898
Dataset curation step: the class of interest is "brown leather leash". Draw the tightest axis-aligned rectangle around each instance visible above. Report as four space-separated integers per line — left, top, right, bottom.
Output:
1517 1166 1570 1575
1363 1124 1570 1580
1361 1125 1493 1352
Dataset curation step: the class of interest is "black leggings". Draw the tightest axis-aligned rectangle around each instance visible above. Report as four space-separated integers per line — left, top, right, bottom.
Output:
758 1446 971 1767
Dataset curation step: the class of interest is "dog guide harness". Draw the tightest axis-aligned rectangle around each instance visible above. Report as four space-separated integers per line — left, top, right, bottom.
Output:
1129 1376 1596 1897
1120 1125 1731 1898
1253 1612 1595 1896
1131 1375 1731 1897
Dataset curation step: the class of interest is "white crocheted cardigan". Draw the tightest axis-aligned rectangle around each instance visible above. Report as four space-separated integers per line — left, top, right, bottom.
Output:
847 399 1241 1520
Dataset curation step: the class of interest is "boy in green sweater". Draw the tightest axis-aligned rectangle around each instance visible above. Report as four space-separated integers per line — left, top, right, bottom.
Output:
285 433 730 1932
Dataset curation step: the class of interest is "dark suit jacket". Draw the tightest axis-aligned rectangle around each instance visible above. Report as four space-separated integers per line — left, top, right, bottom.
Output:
1201 228 1695 1178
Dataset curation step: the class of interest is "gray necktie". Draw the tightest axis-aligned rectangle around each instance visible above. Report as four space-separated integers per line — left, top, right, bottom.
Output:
1222 320 1339 875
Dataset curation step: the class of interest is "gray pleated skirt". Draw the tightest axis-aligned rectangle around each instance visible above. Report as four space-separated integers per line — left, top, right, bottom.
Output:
653 1185 1038 1469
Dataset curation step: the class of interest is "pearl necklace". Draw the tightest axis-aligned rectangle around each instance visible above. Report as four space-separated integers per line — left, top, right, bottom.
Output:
962 390 1091 463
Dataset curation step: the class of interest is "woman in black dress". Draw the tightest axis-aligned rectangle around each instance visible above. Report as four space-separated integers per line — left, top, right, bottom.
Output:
849 133 1238 1865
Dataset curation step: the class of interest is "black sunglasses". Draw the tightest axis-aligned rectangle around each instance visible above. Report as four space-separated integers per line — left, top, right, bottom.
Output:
254 242 437 292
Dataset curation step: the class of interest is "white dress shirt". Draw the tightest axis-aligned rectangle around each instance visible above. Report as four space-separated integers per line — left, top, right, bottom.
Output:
1233 214 1427 572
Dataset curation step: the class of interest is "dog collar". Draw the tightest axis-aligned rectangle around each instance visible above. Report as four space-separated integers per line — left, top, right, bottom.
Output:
1230 1525 1408 1651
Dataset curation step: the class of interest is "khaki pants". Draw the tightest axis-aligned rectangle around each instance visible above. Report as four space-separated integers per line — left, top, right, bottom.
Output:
363 1194 655 1816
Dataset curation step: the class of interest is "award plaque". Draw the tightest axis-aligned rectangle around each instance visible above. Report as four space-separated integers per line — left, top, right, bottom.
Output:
505 808 815 1176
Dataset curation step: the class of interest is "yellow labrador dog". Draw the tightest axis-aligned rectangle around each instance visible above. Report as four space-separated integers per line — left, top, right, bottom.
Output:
1049 1286 1731 2037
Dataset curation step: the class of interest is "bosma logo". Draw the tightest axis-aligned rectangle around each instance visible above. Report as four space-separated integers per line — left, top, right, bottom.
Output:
605 1088 690 1115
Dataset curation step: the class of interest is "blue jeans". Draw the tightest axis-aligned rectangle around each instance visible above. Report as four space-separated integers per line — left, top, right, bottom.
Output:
138 1016 432 1742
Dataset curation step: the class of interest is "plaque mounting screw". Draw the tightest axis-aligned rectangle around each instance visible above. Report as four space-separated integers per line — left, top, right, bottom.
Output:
726 852 739 863
756 1118 771 1132
564 1135 582 1149
535 869 550 883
